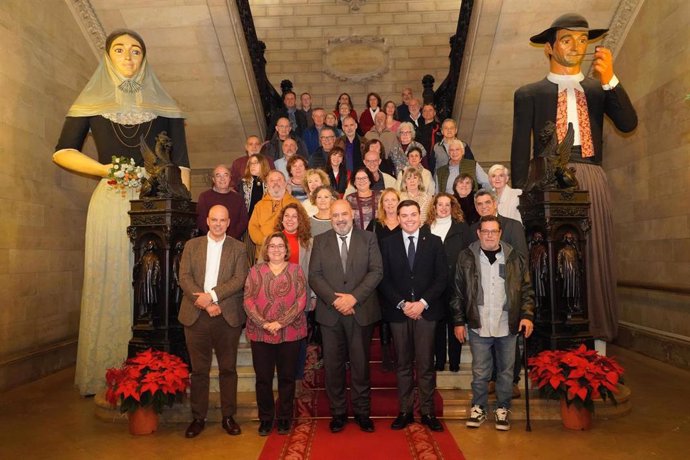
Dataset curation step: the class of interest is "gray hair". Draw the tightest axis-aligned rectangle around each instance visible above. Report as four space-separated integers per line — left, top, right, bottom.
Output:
474 188 497 204
398 121 416 138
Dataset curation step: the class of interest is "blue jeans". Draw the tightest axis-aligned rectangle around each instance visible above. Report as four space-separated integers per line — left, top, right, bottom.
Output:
468 330 517 410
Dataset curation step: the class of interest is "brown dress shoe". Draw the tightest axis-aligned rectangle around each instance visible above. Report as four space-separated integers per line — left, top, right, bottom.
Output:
185 419 205 438
222 416 241 435
512 384 521 398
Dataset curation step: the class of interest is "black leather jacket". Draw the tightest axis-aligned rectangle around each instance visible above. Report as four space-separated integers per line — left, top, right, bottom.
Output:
449 241 534 334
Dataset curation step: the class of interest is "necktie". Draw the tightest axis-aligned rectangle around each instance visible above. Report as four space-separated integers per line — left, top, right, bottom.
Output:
407 236 416 270
340 236 348 273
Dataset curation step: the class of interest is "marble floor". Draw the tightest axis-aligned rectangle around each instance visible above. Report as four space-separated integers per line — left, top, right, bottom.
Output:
0 345 688 459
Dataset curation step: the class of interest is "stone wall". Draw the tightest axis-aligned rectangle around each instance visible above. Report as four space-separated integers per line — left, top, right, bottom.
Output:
252 0 461 115
0 0 99 390
606 0 690 368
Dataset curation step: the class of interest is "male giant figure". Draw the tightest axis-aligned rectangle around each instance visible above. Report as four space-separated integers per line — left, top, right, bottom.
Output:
309 200 383 434
379 200 447 432
179 205 249 438
511 13 637 340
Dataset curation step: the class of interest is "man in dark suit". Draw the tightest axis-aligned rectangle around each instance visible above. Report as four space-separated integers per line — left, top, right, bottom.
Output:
269 90 308 137
309 200 383 433
510 13 637 341
379 200 448 432
178 204 249 438
334 115 364 174
470 189 527 256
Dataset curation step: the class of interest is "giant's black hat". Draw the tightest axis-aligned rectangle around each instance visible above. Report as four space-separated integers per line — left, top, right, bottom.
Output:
530 13 608 44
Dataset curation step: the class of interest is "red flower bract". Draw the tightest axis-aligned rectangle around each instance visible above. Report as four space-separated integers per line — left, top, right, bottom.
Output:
105 348 190 414
528 344 624 412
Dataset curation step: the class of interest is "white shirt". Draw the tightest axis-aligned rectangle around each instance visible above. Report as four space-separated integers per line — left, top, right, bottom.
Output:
335 227 353 250
204 234 225 302
546 72 620 148
473 247 509 338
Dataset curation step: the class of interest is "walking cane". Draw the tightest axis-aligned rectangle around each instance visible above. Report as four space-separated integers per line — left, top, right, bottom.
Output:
522 331 532 432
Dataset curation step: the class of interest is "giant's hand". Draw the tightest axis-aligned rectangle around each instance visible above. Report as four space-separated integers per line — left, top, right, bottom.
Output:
592 46 614 86
52 149 109 178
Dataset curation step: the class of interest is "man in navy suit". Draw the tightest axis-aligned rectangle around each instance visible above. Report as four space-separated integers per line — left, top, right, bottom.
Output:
309 200 383 434
379 200 448 432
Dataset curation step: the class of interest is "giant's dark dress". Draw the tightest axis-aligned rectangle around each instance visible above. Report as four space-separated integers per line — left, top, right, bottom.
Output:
56 115 189 395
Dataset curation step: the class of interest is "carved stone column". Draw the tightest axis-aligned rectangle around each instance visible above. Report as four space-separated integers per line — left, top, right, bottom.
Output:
520 190 594 351
127 199 197 362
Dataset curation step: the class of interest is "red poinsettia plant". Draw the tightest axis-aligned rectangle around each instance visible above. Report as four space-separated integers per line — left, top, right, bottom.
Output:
106 348 190 414
528 344 624 412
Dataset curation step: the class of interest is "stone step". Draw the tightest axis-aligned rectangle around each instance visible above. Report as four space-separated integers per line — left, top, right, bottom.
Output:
94 384 631 424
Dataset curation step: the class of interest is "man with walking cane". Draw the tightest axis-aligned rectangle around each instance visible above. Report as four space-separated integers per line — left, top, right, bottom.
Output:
450 216 535 431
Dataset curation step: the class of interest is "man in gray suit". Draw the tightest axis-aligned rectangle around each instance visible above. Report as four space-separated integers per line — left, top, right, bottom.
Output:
309 200 383 433
178 205 249 438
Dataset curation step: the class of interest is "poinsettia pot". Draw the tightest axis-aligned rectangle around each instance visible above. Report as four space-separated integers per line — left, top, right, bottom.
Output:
129 405 159 435
560 398 592 430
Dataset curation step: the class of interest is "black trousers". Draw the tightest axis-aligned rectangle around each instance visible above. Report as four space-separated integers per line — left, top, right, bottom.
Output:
250 339 301 422
434 318 462 369
390 317 437 415
321 315 374 417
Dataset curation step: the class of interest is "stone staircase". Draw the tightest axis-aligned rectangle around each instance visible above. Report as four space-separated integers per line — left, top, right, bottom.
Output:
95 333 632 423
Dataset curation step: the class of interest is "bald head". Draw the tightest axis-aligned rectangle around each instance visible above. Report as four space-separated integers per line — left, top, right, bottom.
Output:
330 199 354 235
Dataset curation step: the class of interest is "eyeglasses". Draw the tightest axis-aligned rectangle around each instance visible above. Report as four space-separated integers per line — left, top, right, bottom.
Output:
320 136 335 140
399 131 413 135
479 230 500 235
355 176 369 181
268 244 286 250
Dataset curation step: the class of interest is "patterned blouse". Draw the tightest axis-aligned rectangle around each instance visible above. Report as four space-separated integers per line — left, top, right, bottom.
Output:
243 263 307 344
346 190 381 230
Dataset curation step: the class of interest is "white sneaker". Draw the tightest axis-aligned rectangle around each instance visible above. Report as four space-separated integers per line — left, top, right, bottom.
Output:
466 405 487 428
494 407 511 431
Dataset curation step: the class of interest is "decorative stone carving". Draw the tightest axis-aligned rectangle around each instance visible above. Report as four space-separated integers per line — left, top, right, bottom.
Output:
323 36 389 83
339 0 367 12
586 0 643 77
67 0 106 55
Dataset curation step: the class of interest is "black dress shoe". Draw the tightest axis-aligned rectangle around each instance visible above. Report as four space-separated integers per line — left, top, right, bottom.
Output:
421 414 444 432
258 420 273 436
185 418 205 438
449 364 460 373
329 414 348 433
353 415 375 433
434 363 445 371
222 416 241 436
390 412 414 430
277 419 291 435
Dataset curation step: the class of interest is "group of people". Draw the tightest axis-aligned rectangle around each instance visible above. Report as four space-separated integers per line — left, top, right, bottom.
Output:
53 10 636 443
188 133 536 435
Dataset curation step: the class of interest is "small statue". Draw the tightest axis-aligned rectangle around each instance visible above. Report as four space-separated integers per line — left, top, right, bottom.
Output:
525 121 580 192
529 231 549 320
557 232 583 317
139 131 191 200
133 239 161 319
171 240 186 314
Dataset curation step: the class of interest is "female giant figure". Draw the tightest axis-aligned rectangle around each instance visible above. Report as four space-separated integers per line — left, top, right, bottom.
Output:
53 30 190 395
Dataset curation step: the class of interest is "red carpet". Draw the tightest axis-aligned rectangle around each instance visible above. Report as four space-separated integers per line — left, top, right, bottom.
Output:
259 340 464 459
258 419 465 460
